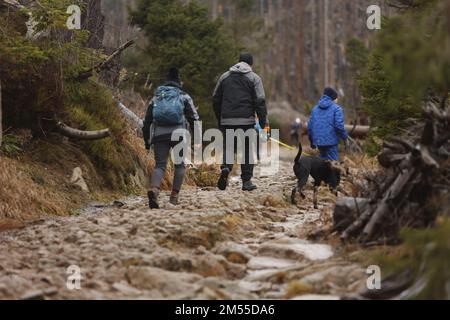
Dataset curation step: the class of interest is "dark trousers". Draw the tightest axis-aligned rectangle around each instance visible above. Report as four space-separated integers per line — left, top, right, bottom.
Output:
318 145 340 161
150 140 185 192
221 125 255 182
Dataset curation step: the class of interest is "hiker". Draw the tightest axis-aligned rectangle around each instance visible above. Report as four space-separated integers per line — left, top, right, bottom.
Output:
143 67 200 209
290 118 302 146
308 87 348 161
254 116 269 161
213 53 268 191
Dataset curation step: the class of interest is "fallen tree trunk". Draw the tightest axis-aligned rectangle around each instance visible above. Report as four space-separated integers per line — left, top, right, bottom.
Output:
333 197 371 233
345 124 371 137
116 101 143 129
57 122 110 140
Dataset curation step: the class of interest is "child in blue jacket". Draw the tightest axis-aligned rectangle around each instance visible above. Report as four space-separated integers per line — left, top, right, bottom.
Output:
308 88 348 161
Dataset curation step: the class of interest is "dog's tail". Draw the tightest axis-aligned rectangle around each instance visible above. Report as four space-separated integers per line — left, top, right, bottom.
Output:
295 144 303 163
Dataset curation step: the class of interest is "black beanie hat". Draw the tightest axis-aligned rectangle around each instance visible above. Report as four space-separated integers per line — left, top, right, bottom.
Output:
167 67 181 84
324 87 339 100
239 53 254 66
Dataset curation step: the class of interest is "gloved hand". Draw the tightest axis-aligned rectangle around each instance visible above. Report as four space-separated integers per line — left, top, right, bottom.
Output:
263 125 271 139
259 118 268 132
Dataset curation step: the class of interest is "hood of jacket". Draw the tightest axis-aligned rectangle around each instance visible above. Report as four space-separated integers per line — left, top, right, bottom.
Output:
163 80 182 89
318 95 335 110
230 62 253 74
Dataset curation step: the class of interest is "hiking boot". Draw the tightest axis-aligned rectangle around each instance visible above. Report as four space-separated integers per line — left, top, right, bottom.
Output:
147 189 160 209
217 168 231 191
242 180 257 191
169 192 179 206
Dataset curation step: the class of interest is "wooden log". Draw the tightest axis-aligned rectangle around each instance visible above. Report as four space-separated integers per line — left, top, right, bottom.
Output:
333 197 370 233
378 151 407 168
383 140 406 153
340 207 374 241
116 101 143 129
301 123 370 138
418 145 440 169
387 137 415 152
424 101 449 122
362 166 416 240
57 122 110 140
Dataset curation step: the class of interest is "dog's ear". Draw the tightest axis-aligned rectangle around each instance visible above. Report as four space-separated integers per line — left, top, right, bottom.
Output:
329 161 346 174
324 160 332 167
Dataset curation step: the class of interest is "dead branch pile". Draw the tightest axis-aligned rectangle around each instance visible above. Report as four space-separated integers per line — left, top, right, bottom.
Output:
334 101 450 245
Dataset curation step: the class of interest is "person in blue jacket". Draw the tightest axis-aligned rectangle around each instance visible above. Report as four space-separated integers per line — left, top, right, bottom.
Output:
308 87 348 161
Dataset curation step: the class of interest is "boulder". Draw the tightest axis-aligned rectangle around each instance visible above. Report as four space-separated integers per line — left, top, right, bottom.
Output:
125 266 202 298
70 167 89 193
213 241 253 264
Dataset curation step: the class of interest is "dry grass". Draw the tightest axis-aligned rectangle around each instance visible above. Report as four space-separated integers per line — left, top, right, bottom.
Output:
0 156 68 222
0 128 156 228
260 194 288 208
344 153 379 173
223 214 244 231
187 164 220 188
339 153 379 197
285 281 314 299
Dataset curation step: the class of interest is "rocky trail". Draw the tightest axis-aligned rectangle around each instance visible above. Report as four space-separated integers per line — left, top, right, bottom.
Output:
0 155 367 300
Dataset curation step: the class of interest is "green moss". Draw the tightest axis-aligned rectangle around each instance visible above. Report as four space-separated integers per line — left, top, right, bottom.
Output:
1 135 23 157
63 81 140 191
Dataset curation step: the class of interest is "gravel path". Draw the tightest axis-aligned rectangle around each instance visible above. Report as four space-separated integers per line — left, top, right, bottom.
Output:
0 158 365 300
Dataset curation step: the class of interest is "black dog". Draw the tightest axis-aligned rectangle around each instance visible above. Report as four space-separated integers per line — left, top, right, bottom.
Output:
291 144 343 209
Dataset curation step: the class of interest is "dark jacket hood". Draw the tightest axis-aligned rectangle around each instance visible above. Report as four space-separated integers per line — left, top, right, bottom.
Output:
163 81 182 89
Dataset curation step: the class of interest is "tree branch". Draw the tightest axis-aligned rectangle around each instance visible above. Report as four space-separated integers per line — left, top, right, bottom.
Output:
75 39 135 81
57 122 110 140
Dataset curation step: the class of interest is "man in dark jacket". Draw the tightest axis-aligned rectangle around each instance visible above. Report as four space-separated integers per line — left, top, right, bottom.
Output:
308 87 348 161
213 53 268 191
143 67 200 209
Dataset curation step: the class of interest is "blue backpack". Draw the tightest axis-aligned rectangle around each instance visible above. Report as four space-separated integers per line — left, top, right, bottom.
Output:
153 86 185 126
